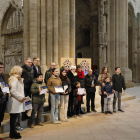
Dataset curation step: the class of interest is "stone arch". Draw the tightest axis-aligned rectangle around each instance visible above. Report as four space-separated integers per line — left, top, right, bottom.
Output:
128 2 138 82
0 1 23 74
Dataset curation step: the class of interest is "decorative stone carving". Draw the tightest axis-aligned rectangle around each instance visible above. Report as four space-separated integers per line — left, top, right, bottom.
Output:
104 0 109 15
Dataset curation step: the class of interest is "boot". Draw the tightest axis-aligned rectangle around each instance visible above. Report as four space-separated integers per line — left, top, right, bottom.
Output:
9 132 22 139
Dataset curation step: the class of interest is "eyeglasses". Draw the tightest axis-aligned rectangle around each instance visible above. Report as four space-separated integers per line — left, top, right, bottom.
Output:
0 67 3 69
27 62 32 63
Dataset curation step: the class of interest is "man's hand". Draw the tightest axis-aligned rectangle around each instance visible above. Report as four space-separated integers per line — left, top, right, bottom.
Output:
123 90 125 93
112 90 115 93
3 91 7 96
91 84 95 87
65 92 68 94
102 83 105 86
77 92 79 95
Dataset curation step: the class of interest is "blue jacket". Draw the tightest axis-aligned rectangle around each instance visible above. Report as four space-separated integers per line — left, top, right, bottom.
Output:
101 82 113 97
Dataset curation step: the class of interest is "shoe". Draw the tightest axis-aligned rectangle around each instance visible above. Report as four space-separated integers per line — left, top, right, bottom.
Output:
16 126 23 131
113 110 116 113
9 133 22 139
60 119 65 122
92 109 97 112
38 122 43 126
30 124 34 128
56 121 61 124
77 114 83 117
25 115 31 119
108 111 113 114
65 119 68 122
67 112 72 117
105 111 108 114
52 121 57 124
80 110 86 114
73 115 77 119
118 109 124 112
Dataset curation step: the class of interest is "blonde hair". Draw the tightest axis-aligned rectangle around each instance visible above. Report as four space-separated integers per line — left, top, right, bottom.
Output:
9 66 23 76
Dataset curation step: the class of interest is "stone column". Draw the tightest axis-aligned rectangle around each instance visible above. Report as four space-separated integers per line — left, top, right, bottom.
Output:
53 0 59 68
23 0 30 59
30 0 38 58
46 0 53 66
41 0 47 75
110 0 115 74
70 0 75 59
62 0 70 58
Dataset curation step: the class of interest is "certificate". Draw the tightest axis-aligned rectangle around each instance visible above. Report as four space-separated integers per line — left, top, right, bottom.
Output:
78 88 85 95
54 86 64 93
39 86 48 95
25 101 32 111
63 85 68 92
107 94 114 98
0 82 10 93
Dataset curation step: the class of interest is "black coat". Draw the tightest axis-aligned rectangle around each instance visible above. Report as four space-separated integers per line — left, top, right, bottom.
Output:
112 73 126 92
32 63 41 78
44 68 52 85
21 64 34 89
85 74 97 93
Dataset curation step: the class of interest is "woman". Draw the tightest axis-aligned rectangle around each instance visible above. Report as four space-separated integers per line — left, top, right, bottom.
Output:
47 68 62 124
59 67 71 122
7 66 26 139
98 67 111 113
67 66 79 117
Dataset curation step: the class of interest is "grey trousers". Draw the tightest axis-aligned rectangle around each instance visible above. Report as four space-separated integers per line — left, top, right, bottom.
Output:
104 98 111 111
113 91 122 110
30 103 44 124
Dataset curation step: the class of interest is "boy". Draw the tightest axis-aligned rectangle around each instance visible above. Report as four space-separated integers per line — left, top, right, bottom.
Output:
102 77 114 114
112 67 126 113
73 82 86 118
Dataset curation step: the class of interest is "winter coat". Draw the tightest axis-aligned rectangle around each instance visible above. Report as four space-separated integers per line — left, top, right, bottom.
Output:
60 78 71 95
7 75 25 113
32 63 41 78
85 74 97 93
44 68 52 85
30 81 46 104
21 64 34 89
112 73 126 92
76 70 85 88
101 81 113 98
47 75 62 94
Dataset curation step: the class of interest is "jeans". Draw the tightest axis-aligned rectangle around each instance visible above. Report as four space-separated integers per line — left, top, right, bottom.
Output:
86 92 95 111
113 91 122 110
10 113 19 134
30 103 44 124
60 95 69 120
50 93 60 122
74 101 81 115
104 98 111 111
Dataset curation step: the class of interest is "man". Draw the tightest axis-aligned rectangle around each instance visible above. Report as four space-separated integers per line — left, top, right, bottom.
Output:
85 69 97 113
32 57 41 78
112 67 126 113
0 62 7 140
21 58 34 120
44 62 56 111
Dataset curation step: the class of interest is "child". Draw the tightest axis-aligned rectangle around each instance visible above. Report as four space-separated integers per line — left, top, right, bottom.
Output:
102 77 114 114
112 67 126 113
73 82 86 118
30 73 46 128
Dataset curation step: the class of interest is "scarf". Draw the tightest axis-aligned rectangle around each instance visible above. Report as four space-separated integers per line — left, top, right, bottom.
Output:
76 70 85 79
71 70 77 76
13 74 23 83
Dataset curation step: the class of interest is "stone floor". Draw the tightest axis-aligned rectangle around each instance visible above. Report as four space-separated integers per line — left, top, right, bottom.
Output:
0 84 140 140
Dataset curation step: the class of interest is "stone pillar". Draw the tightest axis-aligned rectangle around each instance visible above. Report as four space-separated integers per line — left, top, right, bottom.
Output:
53 0 59 68
41 0 47 75
70 0 75 59
30 0 38 58
119 0 133 88
23 0 30 59
110 0 115 74
46 0 53 66
62 0 70 58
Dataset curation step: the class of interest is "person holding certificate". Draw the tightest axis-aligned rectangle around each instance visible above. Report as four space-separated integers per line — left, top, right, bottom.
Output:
47 68 62 124
30 73 46 128
59 67 71 122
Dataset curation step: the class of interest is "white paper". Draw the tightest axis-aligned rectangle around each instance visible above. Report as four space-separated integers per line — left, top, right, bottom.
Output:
25 101 32 111
64 85 68 92
24 96 31 102
78 88 85 95
54 86 64 93
107 94 114 98
39 86 48 95
0 82 10 93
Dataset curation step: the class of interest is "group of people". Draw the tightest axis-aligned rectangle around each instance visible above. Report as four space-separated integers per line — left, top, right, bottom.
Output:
0 57 126 139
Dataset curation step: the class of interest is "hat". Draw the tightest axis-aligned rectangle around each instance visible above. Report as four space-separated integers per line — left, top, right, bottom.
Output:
36 73 43 78
70 66 76 70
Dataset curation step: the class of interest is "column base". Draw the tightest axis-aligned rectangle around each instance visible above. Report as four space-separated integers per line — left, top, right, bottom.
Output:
121 68 134 88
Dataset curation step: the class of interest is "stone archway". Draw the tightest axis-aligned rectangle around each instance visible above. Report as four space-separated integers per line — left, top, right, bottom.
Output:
0 1 23 74
128 2 138 82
